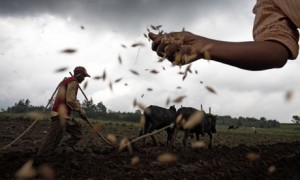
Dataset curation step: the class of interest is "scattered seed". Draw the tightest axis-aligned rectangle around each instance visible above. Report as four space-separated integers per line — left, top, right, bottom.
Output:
39 165 55 180
119 137 129 151
150 25 157 31
27 112 44 121
285 90 293 101
83 81 88 90
118 55 122 64
15 160 37 180
140 115 145 126
268 165 276 174
165 97 170 106
131 42 145 47
109 81 113 92
106 133 117 144
157 153 177 164
55 67 68 73
150 69 159 74
131 156 140 166
114 78 122 83
183 111 204 129
246 152 260 161
93 76 102 80
205 86 217 94
191 141 206 149
61 48 77 54
173 96 186 103
129 69 140 76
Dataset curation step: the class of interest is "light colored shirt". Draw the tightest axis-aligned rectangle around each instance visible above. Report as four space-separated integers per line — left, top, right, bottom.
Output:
51 81 84 117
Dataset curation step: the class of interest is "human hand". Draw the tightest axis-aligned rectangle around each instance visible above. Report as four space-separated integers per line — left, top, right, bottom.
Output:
148 31 208 66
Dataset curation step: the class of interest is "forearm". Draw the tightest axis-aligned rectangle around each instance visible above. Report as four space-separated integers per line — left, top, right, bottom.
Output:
200 38 289 71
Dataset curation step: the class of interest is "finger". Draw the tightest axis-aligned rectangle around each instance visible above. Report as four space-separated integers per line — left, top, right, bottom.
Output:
165 43 181 62
173 51 183 65
151 35 163 51
156 42 169 57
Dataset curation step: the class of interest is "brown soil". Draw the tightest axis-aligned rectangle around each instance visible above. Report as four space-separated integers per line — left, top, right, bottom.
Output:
1 119 300 180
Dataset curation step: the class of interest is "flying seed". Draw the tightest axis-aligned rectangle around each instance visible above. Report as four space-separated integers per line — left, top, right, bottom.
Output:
55 67 68 73
121 44 127 48
61 48 77 53
268 165 276 174
150 25 157 30
131 156 140 166
165 97 170 106
150 70 159 74
114 78 122 83
130 69 140 76
39 165 54 180
285 90 293 101
157 153 177 164
102 70 106 81
83 81 88 90
15 160 37 180
118 55 122 64
93 76 102 80
205 86 217 94
147 88 153 91
140 115 145 126
131 42 145 47
173 96 186 103
106 134 117 144
200 44 213 53
183 111 204 129
191 141 206 149
119 137 129 151
109 81 113 92
27 112 44 121
246 152 260 161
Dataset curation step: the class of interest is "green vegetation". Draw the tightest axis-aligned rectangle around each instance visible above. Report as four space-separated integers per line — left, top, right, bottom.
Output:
0 98 295 128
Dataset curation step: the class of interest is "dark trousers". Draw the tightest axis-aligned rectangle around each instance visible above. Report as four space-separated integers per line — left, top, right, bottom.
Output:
36 116 82 156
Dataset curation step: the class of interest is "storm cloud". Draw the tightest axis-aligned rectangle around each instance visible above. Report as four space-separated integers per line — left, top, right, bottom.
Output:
0 0 299 123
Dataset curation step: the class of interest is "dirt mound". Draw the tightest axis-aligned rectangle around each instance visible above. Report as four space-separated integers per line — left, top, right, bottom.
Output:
1 119 300 179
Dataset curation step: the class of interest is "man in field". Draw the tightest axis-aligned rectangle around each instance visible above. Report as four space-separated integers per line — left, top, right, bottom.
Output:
36 66 90 156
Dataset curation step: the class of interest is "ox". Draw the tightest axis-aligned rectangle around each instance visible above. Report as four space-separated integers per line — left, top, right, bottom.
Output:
173 107 217 149
139 105 177 146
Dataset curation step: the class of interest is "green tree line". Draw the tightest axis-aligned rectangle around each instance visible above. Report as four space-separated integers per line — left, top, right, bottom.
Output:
2 98 281 128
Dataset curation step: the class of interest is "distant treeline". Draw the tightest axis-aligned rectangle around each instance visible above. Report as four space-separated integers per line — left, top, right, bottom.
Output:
1 99 280 128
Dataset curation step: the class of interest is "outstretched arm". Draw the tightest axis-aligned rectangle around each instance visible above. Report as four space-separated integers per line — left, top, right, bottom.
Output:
149 31 289 71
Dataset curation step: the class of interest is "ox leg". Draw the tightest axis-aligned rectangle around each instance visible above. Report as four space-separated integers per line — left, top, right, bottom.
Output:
146 125 158 146
170 128 179 152
195 132 200 141
207 132 213 149
182 130 190 148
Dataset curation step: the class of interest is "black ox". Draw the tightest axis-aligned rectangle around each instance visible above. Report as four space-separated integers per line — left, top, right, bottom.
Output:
173 107 217 149
139 105 177 146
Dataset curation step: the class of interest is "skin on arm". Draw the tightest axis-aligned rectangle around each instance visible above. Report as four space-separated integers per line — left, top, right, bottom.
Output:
149 32 289 71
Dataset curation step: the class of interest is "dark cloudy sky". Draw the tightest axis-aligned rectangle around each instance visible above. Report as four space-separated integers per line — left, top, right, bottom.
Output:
1 0 299 123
